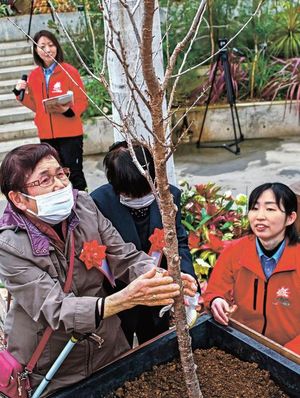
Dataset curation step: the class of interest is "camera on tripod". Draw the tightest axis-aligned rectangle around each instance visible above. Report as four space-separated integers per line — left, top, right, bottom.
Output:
196 37 244 154
218 38 228 53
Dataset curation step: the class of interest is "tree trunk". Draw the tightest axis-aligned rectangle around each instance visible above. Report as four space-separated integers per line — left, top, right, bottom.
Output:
141 2 202 397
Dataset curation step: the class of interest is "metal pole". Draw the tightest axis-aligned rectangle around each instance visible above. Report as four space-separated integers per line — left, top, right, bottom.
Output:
31 336 79 398
27 0 34 40
196 58 220 148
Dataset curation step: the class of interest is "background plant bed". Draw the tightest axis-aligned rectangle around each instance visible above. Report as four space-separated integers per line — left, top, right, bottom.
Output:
50 315 300 398
173 101 300 143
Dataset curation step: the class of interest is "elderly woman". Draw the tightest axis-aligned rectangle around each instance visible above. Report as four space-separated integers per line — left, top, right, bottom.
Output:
0 143 197 397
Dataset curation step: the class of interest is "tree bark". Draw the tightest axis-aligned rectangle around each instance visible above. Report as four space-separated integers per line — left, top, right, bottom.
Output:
141 1 202 397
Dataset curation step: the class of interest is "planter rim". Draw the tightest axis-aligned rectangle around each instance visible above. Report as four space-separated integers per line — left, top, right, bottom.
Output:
174 100 299 112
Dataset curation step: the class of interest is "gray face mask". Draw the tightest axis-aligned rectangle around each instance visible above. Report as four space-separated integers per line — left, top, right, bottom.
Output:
119 192 155 209
22 183 74 225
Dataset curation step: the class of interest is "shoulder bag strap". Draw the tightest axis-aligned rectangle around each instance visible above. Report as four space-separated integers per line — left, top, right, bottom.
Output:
26 231 75 373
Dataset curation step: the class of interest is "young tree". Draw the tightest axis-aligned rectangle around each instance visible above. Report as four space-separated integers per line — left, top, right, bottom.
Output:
102 1 207 396
8 0 264 395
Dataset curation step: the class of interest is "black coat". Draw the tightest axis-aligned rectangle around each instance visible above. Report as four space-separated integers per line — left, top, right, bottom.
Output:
91 183 197 346
91 183 196 278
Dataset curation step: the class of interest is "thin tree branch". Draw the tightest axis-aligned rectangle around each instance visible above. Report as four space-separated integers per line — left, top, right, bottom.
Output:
173 0 265 78
167 1 205 112
167 84 210 140
162 0 207 92
132 0 142 14
103 6 152 111
119 0 141 46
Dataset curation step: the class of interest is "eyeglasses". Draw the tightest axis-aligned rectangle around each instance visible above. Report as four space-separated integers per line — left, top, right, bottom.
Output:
25 168 70 188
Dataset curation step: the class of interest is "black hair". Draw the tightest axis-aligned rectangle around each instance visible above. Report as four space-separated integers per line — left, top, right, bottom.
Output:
103 141 155 197
0 143 61 207
33 30 64 67
248 182 298 245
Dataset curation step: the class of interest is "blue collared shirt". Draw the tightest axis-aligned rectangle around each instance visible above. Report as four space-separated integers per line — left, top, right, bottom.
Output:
43 63 56 90
256 238 285 279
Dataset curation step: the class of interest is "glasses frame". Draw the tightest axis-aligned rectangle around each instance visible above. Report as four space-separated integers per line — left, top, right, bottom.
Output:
24 167 71 188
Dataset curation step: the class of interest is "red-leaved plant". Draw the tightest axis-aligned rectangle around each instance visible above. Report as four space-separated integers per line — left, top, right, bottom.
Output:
262 57 300 119
188 54 248 105
180 181 249 281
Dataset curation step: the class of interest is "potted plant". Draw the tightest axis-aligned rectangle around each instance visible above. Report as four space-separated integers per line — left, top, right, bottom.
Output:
180 181 249 283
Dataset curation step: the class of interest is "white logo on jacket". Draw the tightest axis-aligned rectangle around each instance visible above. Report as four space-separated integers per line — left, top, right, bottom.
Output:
273 286 290 307
52 82 62 93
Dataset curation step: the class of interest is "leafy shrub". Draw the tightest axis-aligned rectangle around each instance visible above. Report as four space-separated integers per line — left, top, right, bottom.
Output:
0 4 10 16
270 4 300 59
187 54 248 105
82 77 112 120
262 57 300 115
180 181 249 281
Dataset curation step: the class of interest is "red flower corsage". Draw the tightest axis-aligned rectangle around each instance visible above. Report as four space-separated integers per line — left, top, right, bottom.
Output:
148 228 165 267
149 228 165 254
79 240 107 270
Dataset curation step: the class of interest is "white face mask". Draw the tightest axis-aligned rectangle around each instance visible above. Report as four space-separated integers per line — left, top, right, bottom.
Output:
120 192 155 209
22 183 74 225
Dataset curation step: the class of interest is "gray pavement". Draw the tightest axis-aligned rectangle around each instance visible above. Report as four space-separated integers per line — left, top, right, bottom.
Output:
1 136 300 215
84 136 300 196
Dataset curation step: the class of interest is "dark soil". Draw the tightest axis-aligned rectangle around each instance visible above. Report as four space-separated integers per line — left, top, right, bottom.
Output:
106 347 289 398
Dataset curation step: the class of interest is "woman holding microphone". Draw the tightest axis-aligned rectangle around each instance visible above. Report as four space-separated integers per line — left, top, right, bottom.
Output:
13 30 88 191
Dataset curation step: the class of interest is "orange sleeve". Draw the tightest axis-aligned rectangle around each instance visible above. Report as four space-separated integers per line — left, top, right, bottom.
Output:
203 243 236 309
284 335 300 355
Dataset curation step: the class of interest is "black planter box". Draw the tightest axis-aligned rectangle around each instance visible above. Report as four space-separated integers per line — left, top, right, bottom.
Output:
51 314 300 398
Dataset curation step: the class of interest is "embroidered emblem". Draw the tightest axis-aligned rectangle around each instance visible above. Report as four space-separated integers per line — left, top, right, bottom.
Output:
273 286 290 307
52 81 62 93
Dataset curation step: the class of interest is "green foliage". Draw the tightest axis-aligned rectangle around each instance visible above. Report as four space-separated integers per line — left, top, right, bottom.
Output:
187 54 249 105
270 3 300 58
82 77 112 120
47 1 112 118
180 181 249 281
246 52 283 99
0 4 10 17
262 57 300 115
162 0 300 105
160 0 209 71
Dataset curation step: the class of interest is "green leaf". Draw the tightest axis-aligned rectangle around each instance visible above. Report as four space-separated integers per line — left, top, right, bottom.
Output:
185 213 194 225
223 200 234 212
200 250 212 260
220 221 233 231
197 215 212 228
208 253 217 266
201 207 208 218
182 220 195 231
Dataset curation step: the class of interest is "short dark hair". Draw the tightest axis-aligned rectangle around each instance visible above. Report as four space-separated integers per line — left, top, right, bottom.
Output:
248 182 298 245
103 141 155 197
0 143 61 201
33 30 64 67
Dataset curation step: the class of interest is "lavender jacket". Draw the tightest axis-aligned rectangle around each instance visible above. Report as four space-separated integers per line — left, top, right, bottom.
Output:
0 191 154 396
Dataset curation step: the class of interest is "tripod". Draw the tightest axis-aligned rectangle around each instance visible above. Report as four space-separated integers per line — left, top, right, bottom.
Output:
196 40 244 155
27 1 56 39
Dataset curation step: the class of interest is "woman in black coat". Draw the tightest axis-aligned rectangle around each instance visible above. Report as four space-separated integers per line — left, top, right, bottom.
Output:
91 141 198 346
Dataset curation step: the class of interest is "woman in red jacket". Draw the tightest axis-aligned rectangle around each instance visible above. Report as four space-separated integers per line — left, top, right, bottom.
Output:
204 182 300 355
13 30 88 191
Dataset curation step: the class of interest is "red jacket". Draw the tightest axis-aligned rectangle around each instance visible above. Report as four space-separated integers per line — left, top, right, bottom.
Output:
20 62 88 139
204 235 300 355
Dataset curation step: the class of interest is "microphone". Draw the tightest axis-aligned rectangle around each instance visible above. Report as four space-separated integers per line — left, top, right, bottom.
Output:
19 74 27 102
